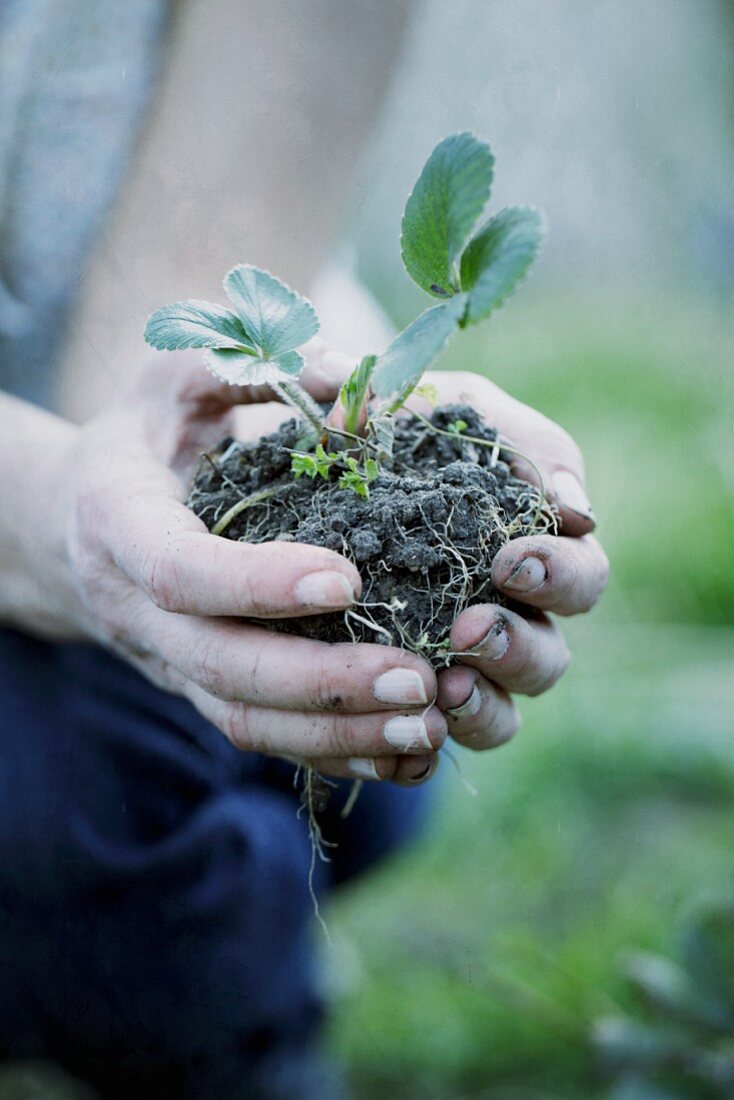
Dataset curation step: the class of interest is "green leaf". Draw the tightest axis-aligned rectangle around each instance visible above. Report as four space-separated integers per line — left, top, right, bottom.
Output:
401 133 494 297
203 348 304 387
371 295 466 408
460 206 545 324
370 415 395 463
340 354 376 435
291 452 318 479
144 300 255 351
448 419 468 435
223 265 318 357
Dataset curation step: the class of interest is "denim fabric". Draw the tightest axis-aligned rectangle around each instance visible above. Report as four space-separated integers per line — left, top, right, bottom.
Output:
0 628 428 1097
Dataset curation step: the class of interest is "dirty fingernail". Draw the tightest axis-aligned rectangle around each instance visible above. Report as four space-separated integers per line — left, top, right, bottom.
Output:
347 757 380 780
503 556 546 593
294 571 355 608
552 471 595 521
383 716 431 750
475 623 510 661
407 756 440 784
373 668 428 705
447 684 482 720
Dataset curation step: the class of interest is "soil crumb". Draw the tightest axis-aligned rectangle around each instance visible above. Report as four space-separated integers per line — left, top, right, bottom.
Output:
188 405 556 667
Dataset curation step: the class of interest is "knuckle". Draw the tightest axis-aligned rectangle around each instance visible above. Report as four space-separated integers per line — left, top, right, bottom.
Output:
146 546 186 612
189 637 229 698
307 655 356 712
219 704 252 750
326 714 357 757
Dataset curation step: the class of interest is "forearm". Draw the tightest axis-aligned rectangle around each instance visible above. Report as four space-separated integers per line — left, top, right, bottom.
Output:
0 393 84 639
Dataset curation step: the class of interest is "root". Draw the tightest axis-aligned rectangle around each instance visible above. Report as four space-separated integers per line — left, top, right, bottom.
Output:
296 765 337 943
210 486 288 536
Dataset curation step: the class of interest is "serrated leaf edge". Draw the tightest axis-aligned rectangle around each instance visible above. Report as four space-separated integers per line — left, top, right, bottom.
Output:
143 299 254 351
222 263 319 356
462 204 547 323
400 131 494 299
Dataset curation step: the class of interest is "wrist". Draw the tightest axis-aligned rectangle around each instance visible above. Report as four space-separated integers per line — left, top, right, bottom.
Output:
0 395 89 641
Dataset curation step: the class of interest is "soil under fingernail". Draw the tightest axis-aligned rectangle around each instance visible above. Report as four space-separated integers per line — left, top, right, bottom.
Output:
475 622 510 661
294 570 355 608
447 683 482 719
407 755 439 783
504 556 546 593
189 405 556 668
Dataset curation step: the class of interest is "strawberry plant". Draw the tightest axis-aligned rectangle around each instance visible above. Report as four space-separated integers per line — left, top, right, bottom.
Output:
145 134 553 662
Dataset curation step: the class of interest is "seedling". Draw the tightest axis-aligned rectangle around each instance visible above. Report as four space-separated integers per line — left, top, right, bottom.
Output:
145 133 554 858
145 132 544 498
145 132 555 668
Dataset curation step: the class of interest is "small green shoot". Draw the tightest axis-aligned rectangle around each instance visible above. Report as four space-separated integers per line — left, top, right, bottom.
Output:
339 456 378 499
144 132 545 501
339 354 376 436
447 419 469 436
291 443 335 481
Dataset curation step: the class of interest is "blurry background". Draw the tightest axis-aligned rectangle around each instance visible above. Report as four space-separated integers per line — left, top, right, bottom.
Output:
323 2 734 1097
1 2 730 1098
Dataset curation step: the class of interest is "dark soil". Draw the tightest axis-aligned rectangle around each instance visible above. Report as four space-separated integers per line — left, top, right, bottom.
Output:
188 405 555 667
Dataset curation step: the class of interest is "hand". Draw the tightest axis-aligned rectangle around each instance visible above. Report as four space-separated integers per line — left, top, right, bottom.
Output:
414 371 609 751
61 347 445 785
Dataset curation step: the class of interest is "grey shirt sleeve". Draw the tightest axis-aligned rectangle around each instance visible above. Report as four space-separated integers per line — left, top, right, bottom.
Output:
0 0 169 407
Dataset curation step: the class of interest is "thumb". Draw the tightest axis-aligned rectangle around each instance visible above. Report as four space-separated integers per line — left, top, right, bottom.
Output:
299 337 354 402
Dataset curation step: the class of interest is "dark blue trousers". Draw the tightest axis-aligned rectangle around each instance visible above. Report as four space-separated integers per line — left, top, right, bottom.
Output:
0 629 427 1098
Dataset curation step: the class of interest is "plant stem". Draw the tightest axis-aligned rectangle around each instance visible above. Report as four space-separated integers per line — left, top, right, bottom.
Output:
211 486 286 537
272 379 325 435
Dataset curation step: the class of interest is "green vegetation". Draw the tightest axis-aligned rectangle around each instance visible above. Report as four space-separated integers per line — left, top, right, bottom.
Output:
324 294 734 1099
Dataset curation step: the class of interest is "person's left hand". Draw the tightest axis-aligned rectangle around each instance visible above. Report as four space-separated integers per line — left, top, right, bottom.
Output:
415 370 609 753
274 349 609 761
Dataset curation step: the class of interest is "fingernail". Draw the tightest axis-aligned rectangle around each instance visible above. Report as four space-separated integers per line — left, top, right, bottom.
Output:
475 622 510 661
446 684 482 720
407 756 439 784
503 556 546 593
552 471 595 521
383 716 432 750
347 757 380 780
373 668 428 706
294 571 355 608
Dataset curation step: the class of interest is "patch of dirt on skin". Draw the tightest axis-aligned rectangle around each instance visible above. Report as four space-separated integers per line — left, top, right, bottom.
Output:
188 405 555 667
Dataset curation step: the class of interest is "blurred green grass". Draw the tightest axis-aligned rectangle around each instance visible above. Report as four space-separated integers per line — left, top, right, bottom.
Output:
324 294 734 1098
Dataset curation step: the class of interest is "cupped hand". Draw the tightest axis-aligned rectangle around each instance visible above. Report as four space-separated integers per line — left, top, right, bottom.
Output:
61 346 444 785
415 371 609 751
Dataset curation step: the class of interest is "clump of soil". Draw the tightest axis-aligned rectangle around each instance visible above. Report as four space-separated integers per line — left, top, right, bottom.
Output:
189 405 556 667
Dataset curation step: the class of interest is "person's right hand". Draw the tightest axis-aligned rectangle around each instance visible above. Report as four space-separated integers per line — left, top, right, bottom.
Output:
61 350 445 785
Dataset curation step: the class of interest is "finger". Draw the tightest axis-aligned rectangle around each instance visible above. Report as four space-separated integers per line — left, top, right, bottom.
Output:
299 338 354 402
135 350 278 412
451 604 571 697
426 372 596 535
491 534 610 616
106 495 362 618
297 752 439 785
150 616 437 712
437 667 521 751
182 684 448 759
